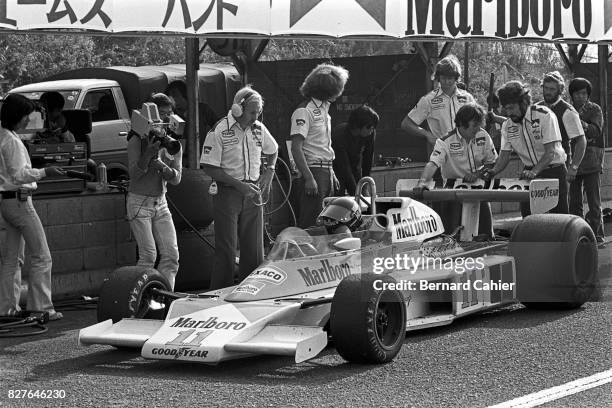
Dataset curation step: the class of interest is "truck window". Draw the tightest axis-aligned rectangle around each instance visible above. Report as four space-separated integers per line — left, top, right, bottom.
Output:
83 89 119 122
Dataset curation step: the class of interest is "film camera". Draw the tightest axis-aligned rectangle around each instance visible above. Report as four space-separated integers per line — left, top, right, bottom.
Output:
130 103 184 155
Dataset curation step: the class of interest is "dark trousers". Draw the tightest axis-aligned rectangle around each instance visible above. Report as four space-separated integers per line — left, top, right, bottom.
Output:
520 165 568 217
296 167 334 229
569 172 604 239
440 201 494 238
211 184 263 290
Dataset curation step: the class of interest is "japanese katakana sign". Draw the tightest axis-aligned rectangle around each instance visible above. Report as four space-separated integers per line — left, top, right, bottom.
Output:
0 0 611 43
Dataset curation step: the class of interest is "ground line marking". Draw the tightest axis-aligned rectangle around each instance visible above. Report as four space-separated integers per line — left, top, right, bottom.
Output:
487 368 612 408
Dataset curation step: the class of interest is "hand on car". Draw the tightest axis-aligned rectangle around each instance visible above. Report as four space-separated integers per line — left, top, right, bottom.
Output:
412 185 429 200
462 172 478 183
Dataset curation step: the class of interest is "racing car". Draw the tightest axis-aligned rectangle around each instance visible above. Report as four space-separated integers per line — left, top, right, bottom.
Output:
79 177 599 364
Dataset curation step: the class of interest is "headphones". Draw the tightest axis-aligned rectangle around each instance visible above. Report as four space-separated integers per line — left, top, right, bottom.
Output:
231 91 256 117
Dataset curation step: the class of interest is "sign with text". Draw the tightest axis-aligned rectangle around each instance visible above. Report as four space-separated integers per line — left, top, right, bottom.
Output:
0 0 610 42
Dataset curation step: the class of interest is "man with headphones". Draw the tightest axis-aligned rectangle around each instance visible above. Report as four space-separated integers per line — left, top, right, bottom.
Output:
484 80 568 215
201 86 278 289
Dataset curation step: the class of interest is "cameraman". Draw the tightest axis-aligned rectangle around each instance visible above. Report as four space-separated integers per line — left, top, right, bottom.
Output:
0 94 65 319
127 93 182 290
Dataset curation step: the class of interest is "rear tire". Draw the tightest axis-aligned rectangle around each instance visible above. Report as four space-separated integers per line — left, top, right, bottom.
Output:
331 273 407 363
509 214 598 309
97 266 171 323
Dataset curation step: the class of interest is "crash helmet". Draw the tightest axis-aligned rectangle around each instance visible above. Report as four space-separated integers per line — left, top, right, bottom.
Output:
317 197 362 233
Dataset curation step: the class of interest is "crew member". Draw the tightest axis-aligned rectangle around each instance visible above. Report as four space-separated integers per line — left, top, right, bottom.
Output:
0 93 65 319
401 54 475 164
568 78 605 244
485 81 568 215
414 103 498 237
332 105 379 196
290 63 349 228
127 93 182 290
536 71 586 186
201 87 278 289
39 91 75 143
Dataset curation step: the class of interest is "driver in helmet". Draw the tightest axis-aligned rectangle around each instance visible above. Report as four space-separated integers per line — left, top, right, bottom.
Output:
316 197 362 236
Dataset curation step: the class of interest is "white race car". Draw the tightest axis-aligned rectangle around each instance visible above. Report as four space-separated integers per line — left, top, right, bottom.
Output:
79 177 599 364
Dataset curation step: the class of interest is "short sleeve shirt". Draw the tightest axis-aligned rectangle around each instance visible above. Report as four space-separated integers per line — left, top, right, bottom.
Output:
290 99 334 163
429 128 498 179
500 105 567 167
200 113 278 181
408 88 475 139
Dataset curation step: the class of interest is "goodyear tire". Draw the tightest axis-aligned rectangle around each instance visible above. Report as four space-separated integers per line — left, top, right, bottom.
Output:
510 214 598 309
97 266 171 323
330 273 406 363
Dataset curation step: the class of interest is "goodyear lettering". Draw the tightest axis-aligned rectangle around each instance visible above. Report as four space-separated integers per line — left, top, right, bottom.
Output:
171 317 246 330
530 186 559 199
392 207 438 240
297 260 352 287
151 347 209 359
128 273 148 313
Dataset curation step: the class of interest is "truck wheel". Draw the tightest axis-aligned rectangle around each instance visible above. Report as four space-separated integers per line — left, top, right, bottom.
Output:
509 214 598 309
97 266 171 323
330 273 406 363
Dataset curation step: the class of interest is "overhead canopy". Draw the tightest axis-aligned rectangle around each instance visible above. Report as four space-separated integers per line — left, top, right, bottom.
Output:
1 0 612 43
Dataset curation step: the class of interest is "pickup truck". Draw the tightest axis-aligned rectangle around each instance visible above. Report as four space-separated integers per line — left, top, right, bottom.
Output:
9 64 241 181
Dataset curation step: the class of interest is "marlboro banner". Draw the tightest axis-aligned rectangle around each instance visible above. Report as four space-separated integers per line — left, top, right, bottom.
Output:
1 0 612 43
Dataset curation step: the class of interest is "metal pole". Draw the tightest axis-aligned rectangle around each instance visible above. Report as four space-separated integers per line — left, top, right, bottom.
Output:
464 42 469 89
598 44 608 148
185 37 200 169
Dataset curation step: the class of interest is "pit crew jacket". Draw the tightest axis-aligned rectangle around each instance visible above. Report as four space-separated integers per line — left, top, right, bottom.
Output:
290 98 334 164
500 105 567 167
429 128 498 179
201 113 278 181
408 87 475 140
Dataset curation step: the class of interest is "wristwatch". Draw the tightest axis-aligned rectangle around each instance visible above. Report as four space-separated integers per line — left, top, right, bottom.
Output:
570 163 579 171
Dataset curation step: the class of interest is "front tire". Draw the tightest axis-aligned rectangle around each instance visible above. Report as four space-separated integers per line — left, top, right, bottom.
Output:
97 266 171 323
509 214 598 309
330 273 407 363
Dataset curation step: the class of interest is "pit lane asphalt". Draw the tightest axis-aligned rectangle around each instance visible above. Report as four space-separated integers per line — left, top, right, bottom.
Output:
0 227 610 408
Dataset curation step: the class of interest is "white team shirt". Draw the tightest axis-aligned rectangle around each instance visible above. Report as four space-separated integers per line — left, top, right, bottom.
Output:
429 128 498 179
290 98 334 163
500 105 567 167
408 87 475 140
200 113 278 181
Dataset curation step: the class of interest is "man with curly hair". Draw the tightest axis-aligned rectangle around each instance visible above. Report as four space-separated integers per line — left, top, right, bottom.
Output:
486 81 568 215
290 63 349 228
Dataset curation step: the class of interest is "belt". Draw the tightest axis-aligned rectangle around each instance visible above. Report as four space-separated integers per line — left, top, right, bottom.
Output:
308 161 333 168
524 163 565 171
1 190 31 199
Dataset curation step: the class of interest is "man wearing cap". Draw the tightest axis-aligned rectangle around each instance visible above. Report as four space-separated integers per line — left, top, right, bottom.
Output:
401 54 475 162
485 81 568 215
536 71 586 186
414 103 498 237
201 86 278 289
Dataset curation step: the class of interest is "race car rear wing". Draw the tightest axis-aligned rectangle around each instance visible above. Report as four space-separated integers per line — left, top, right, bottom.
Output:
396 178 560 240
